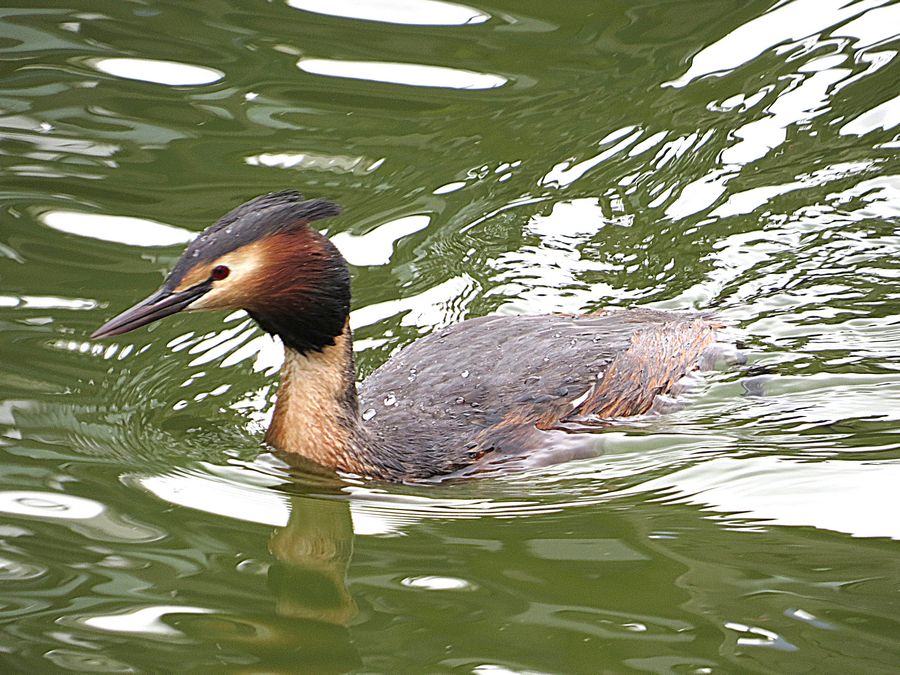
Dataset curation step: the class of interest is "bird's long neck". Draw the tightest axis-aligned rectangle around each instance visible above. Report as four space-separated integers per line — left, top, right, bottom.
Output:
265 322 381 476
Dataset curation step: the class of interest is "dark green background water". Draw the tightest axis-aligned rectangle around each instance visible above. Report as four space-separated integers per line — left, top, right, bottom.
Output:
2 1 899 672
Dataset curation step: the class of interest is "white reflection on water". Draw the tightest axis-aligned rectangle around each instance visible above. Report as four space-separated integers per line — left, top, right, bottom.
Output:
487 198 634 315
400 575 476 590
0 114 119 159
650 0 899 222
163 313 283 375
245 150 382 174
297 58 507 89
0 491 103 520
724 622 797 651
833 2 900 48
840 93 900 135
716 59 850 167
136 472 290 528
433 181 467 194
287 0 489 26
664 0 884 88
662 171 899 311
41 210 195 247
330 214 430 266
0 294 96 310
710 160 875 218
134 459 570 538
82 605 215 637
829 174 900 217
92 58 223 86
350 273 479 329
0 490 164 542
136 469 405 536
542 126 642 188
665 55 858 221
186 319 257 368
628 456 900 540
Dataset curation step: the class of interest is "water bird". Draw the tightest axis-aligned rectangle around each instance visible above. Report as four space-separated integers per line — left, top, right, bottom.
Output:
92 191 720 481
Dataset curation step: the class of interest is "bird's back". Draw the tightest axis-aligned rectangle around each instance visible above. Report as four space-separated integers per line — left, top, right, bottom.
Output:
358 308 717 478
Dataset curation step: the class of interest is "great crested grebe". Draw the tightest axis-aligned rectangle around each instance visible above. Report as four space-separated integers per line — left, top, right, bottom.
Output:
92 191 719 481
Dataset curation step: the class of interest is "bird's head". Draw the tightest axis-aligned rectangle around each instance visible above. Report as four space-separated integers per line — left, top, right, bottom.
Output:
92 191 349 354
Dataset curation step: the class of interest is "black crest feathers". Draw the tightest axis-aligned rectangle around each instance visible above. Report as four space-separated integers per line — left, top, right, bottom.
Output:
166 191 342 291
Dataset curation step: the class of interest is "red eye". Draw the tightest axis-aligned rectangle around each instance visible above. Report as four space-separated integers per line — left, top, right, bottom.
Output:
211 265 230 281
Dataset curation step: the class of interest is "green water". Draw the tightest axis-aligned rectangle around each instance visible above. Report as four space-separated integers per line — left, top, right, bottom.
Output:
2 0 900 671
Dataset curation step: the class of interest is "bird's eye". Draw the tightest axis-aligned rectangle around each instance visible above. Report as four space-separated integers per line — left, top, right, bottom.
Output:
211 265 230 281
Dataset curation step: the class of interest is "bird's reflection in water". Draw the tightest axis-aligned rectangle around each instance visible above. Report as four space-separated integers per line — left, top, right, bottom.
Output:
255 488 361 672
181 484 362 673
268 492 357 628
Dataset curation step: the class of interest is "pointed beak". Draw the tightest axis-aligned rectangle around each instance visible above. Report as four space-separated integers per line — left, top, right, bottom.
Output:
91 283 210 339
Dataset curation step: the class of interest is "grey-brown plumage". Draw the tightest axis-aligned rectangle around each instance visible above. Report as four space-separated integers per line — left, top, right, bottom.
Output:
355 309 716 479
92 192 720 483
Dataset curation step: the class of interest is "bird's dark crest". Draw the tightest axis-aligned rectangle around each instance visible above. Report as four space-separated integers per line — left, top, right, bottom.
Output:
165 190 342 290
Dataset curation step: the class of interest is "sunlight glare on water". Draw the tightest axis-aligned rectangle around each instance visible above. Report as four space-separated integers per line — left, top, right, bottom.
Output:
41 211 196 247
297 58 508 89
1 0 899 671
287 0 491 26
92 58 224 86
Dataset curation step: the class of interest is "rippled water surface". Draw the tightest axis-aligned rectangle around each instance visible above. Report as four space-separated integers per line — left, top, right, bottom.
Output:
2 0 899 671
